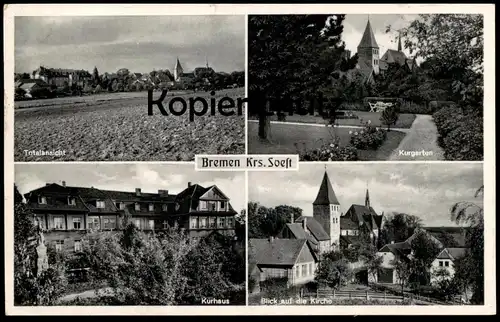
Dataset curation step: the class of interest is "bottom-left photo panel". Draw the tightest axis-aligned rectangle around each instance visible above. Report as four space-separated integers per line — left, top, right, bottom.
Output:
13 163 247 306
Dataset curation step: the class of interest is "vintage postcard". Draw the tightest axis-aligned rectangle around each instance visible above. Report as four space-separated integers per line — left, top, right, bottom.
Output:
4 3 495 316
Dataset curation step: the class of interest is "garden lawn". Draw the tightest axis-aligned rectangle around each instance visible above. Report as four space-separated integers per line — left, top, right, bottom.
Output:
247 122 406 161
249 111 417 129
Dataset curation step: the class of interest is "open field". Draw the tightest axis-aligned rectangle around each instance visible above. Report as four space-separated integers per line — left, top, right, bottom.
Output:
14 88 245 161
249 111 417 129
247 122 406 161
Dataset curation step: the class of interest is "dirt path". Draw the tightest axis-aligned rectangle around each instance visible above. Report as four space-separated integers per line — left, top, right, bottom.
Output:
388 114 444 161
58 287 114 303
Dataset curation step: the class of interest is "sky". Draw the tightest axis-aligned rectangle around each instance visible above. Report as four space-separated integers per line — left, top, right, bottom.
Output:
15 163 245 214
341 14 421 62
15 15 245 74
249 163 484 227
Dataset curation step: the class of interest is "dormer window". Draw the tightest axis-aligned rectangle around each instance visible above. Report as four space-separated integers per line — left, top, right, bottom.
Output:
162 204 168 212
96 200 105 209
149 204 154 212
115 202 125 210
135 203 140 211
199 200 207 210
38 196 47 204
68 197 76 206
220 201 226 210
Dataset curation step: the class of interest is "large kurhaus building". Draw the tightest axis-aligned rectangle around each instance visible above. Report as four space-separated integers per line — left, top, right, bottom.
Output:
24 181 238 253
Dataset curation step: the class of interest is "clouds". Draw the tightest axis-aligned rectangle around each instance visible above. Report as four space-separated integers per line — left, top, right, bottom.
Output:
15 163 245 213
249 163 483 226
15 15 245 74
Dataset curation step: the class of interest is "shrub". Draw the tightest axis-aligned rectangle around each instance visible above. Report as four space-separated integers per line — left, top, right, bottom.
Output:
349 121 387 150
297 141 358 161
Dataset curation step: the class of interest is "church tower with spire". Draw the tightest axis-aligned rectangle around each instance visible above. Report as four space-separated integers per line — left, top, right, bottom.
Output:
365 188 371 208
357 17 380 75
313 171 341 250
174 57 184 82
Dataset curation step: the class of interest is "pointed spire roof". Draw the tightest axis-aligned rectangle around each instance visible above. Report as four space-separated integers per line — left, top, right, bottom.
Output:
175 57 183 70
358 19 379 49
313 172 340 205
365 188 370 208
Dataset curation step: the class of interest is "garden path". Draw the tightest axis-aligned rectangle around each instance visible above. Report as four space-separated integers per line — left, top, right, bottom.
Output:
247 119 410 132
58 287 114 303
388 114 444 161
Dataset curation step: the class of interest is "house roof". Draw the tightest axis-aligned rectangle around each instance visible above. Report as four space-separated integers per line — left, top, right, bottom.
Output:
421 226 469 248
358 20 379 48
295 216 330 241
249 238 315 266
340 216 358 230
285 223 319 246
340 235 361 245
313 172 340 205
436 248 468 261
346 204 382 229
379 241 412 258
383 49 408 66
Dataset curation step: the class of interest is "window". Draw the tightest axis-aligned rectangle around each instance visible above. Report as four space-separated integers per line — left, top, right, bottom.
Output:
163 220 168 229
149 204 154 212
135 203 140 211
96 200 105 209
217 217 225 228
162 204 168 212
72 217 82 230
134 219 141 229
74 240 82 252
209 217 216 228
103 218 116 229
220 201 226 210
38 196 47 204
309 263 313 275
68 197 76 206
444 261 449 267
227 217 234 228
207 201 217 211
148 220 155 230
439 261 443 267
302 264 308 277
199 201 207 210
190 217 199 229
88 217 100 230
200 217 207 228
35 216 45 229
295 265 301 278
115 202 125 210
53 216 64 230
55 240 64 252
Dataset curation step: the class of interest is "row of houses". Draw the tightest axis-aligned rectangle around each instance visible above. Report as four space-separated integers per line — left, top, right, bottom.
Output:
22 181 241 254
249 171 469 294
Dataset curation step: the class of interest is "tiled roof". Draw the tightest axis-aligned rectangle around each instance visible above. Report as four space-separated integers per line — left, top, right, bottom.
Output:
358 20 379 48
421 226 468 248
285 223 319 246
295 216 330 241
340 216 358 230
445 248 468 260
384 49 408 66
313 172 340 205
340 235 361 245
346 204 381 229
249 238 308 266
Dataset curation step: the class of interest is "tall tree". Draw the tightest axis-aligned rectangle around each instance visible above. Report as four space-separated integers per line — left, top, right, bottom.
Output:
409 231 442 286
315 251 351 289
449 185 484 304
248 14 356 140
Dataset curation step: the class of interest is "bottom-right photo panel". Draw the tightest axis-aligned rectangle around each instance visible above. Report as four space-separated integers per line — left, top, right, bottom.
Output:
247 162 484 306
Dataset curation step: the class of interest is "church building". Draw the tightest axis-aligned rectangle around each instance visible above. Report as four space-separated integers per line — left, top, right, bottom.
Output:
278 171 385 256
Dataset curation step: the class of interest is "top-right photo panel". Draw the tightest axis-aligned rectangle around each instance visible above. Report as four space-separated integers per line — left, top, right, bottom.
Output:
247 14 484 162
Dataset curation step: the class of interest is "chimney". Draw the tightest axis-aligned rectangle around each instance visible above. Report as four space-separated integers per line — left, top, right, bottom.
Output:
135 188 141 196
62 181 66 187
158 189 169 197
188 182 192 188
302 217 307 231
291 213 294 224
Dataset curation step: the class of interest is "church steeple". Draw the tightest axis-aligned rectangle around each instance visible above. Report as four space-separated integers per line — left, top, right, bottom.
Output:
357 17 380 75
365 188 371 208
358 18 379 49
174 57 184 81
313 171 340 205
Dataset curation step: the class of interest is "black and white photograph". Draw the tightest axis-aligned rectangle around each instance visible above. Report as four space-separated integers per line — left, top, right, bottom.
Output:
248 14 484 161
248 163 484 305
13 163 246 305
14 15 246 161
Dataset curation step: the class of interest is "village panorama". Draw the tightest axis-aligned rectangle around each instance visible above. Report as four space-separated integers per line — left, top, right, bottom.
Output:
13 163 246 306
14 15 246 161
248 163 484 306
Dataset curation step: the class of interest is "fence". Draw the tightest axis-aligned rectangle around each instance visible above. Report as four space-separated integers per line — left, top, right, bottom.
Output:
302 288 464 305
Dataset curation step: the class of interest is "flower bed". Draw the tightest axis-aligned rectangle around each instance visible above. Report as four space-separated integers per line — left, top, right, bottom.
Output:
433 106 483 161
349 120 387 150
297 141 358 161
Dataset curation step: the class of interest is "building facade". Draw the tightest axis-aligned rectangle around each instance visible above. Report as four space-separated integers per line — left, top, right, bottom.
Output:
31 66 92 88
24 181 238 253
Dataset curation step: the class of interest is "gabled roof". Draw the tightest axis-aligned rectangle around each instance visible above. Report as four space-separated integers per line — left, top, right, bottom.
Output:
284 223 319 246
382 49 408 66
313 172 340 205
249 238 318 266
340 216 358 230
358 19 379 49
379 241 412 259
346 204 382 229
435 248 468 261
340 235 361 245
421 226 468 248
295 216 330 241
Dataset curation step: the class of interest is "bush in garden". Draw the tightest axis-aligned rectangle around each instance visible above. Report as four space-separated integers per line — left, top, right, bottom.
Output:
349 120 387 150
296 139 358 161
380 105 400 131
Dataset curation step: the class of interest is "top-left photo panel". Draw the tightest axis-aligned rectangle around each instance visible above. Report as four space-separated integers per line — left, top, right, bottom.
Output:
14 15 246 162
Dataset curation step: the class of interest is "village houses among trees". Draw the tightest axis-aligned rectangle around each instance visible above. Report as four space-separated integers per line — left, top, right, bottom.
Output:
14 57 245 100
248 171 484 305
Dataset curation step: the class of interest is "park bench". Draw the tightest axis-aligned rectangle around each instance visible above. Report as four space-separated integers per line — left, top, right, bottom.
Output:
368 101 393 113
